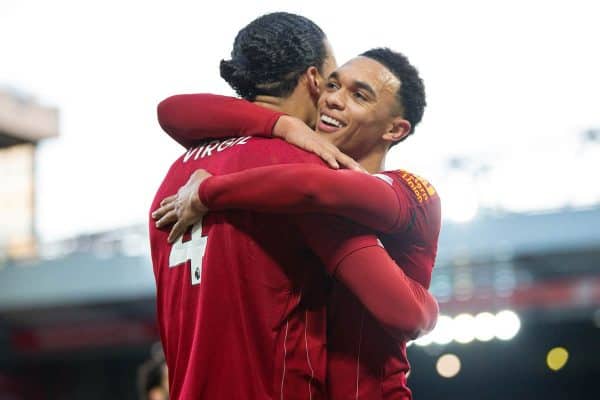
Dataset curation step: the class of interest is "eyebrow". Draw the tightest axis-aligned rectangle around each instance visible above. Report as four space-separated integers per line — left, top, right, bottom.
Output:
329 71 376 99
354 80 376 99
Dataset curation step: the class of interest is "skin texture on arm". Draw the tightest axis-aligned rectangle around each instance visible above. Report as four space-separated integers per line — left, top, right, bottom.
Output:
198 164 409 233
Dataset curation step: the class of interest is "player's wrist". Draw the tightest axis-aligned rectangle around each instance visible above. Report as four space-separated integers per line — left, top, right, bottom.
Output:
273 115 306 140
272 115 294 139
195 175 215 211
190 189 208 214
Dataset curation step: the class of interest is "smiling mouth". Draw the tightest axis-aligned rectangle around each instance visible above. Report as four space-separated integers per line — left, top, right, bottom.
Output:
320 113 346 128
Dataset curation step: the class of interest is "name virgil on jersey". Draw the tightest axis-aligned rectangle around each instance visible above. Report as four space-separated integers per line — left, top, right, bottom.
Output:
182 136 252 163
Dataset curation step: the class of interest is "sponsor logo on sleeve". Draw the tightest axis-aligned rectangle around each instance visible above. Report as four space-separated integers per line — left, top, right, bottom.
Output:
398 171 437 203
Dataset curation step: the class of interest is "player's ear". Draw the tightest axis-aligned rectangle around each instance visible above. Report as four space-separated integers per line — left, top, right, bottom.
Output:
305 66 321 98
382 117 411 143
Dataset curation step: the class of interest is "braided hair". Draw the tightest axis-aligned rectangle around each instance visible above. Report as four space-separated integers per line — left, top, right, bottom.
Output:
221 12 328 100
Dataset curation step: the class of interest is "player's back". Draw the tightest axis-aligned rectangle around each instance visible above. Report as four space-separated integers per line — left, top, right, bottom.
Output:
327 169 441 400
149 136 328 400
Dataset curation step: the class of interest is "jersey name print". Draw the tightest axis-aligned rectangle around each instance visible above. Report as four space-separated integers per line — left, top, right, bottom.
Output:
182 136 251 162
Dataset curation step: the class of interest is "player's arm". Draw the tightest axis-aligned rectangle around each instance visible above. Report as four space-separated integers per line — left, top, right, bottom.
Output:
297 217 438 340
198 165 407 233
157 94 360 170
153 165 409 238
157 93 281 148
336 245 438 340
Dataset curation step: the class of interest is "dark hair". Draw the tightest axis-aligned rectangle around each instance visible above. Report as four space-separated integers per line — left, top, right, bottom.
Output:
220 12 328 100
137 357 166 400
360 48 426 143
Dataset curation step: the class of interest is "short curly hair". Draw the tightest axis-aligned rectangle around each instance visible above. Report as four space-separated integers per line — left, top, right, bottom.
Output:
361 48 426 143
220 12 328 100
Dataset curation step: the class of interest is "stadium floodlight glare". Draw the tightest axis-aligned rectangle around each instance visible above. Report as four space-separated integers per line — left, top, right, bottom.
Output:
473 312 496 342
431 315 454 345
436 354 461 378
494 310 521 340
441 173 479 223
412 310 521 347
413 331 434 347
443 194 478 223
453 313 476 344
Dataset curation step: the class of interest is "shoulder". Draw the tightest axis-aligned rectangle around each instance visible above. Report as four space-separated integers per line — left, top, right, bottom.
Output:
382 169 440 207
384 169 441 248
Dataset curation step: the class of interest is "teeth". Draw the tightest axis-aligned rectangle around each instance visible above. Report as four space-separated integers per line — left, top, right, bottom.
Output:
321 114 343 128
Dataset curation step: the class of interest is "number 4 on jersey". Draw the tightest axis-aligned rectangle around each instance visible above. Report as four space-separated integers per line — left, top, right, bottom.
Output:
168 220 207 285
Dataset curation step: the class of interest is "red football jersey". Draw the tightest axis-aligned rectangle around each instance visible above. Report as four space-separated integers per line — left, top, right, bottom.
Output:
325 170 440 400
199 166 441 400
156 94 441 399
150 137 343 400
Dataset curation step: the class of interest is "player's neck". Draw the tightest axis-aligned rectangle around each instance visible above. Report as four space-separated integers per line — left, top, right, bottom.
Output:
254 88 316 127
253 99 314 127
357 146 387 174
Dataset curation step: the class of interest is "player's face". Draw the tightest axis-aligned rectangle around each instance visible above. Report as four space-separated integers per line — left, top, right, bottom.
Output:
304 40 337 129
315 57 403 158
318 40 338 91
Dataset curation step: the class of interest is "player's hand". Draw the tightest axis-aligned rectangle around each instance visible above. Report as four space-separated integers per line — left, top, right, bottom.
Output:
273 116 366 172
151 169 213 243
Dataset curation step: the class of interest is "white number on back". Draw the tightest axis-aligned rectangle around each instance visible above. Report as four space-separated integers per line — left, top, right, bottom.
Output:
168 220 208 285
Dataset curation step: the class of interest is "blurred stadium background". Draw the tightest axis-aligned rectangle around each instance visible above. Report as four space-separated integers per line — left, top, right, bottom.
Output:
1 88 599 399
2 1 600 398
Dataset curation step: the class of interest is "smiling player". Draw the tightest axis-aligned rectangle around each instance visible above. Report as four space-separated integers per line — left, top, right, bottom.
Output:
149 13 437 400
154 48 441 399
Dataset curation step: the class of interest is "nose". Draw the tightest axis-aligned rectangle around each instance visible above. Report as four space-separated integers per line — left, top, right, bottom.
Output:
324 88 345 111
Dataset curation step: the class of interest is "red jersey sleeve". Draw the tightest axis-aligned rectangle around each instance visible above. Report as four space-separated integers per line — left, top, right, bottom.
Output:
157 94 284 148
381 170 442 288
198 164 411 233
335 245 439 340
296 215 438 340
